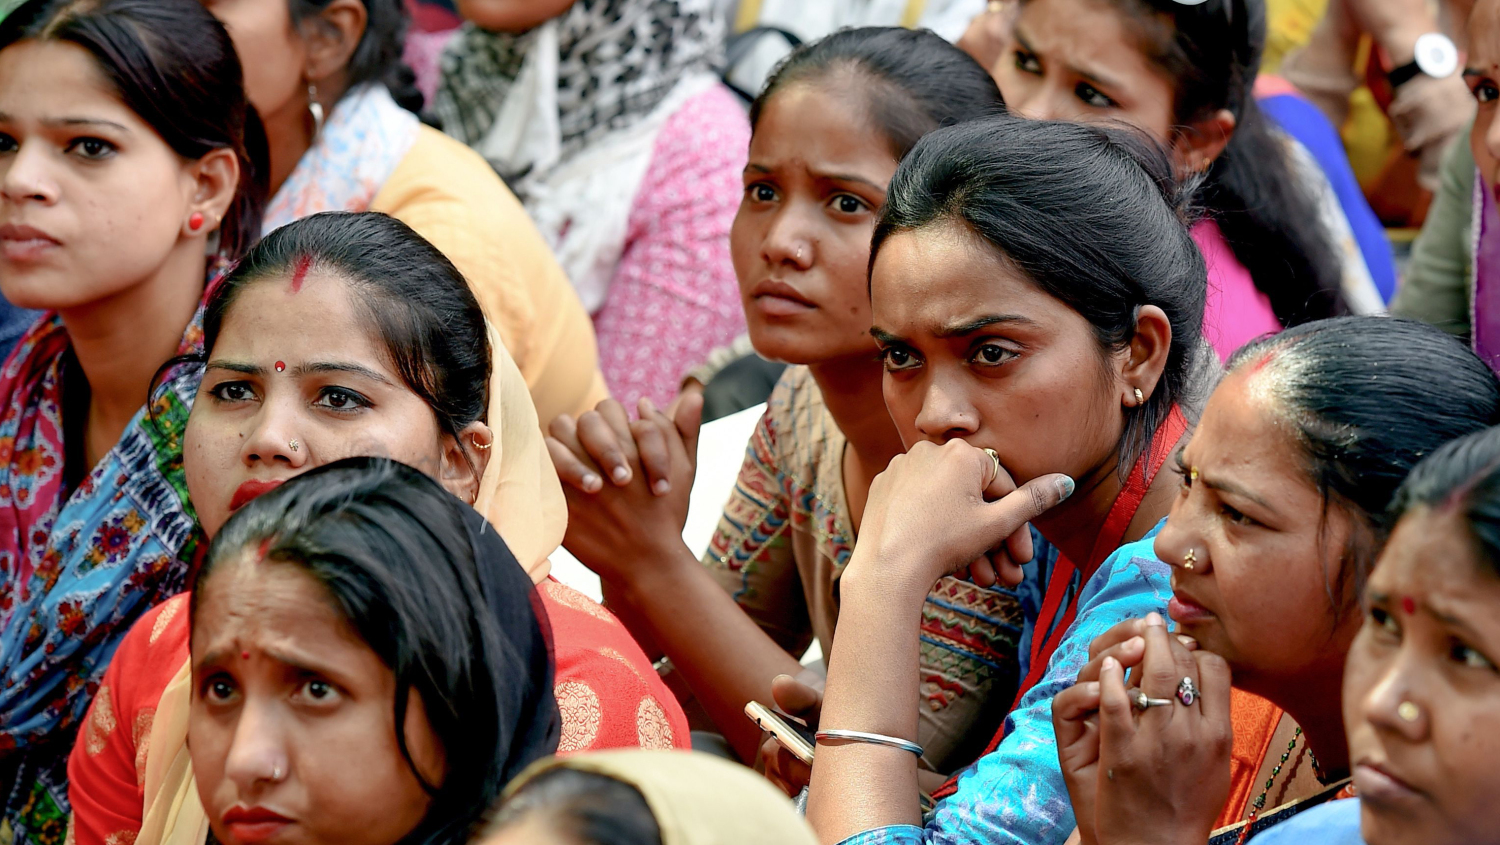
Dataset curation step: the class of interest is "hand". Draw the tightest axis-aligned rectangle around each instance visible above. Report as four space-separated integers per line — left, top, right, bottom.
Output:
849 439 1075 594
1067 614 1231 845
956 1 1012 73
1388 72 1475 191
1054 618 1199 845
545 394 702 584
756 671 824 797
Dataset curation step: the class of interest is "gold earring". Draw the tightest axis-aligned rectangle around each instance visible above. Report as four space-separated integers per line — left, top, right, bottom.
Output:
472 436 491 451
1133 387 1144 406
1182 549 1196 571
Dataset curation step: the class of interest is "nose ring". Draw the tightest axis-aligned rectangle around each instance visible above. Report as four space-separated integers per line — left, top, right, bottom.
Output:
1182 549 1196 571
1397 701 1420 723
271 764 284 781
289 439 299 453
795 245 805 262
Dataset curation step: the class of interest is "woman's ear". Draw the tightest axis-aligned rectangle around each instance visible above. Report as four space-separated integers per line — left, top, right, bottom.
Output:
299 0 367 88
182 147 240 240
1121 304 1172 408
440 421 493 505
1172 108 1236 176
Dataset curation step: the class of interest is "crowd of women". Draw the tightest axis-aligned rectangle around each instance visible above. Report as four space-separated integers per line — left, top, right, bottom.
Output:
0 0 1497 844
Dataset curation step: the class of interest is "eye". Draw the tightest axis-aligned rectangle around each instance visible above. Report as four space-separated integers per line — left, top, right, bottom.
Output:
1014 49 1042 74
970 343 1016 368
1075 82 1117 109
66 137 117 160
746 183 777 203
1219 503 1256 527
296 677 342 706
0 133 16 154
830 194 869 215
1469 76 1500 104
208 381 257 404
315 387 370 412
203 675 238 704
1369 605 1401 638
880 345 919 372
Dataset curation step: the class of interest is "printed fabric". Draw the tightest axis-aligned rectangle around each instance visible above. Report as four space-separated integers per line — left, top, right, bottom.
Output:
701 366 1037 776
260 84 419 233
0 305 209 845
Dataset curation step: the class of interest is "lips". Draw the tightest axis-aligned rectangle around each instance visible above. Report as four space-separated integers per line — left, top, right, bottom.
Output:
229 479 283 512
0 223 61 263
1167 590 1216 626
1354 760 1424 807
222 806 293 845
749 278 816 317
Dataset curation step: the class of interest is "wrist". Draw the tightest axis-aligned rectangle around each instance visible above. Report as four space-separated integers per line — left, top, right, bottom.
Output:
839 549 934 609
612 540 700 601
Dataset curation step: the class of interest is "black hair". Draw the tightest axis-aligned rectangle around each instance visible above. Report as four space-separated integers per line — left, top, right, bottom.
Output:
872 115 1207 473
1 0 268 260
489 768 663 845
1228 317 1500 600
1063 0 1347 324
191 457 560 845
1392 426 1500 578
749 26 1005 160
289 0 423 113
178 211 489 458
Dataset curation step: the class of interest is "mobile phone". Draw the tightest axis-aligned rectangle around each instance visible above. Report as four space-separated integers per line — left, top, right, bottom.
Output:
745 701 816 765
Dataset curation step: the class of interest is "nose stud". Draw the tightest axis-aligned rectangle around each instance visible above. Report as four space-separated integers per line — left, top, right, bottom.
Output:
288 439 299 453
1397 701 1420 723
1182 549 1196 571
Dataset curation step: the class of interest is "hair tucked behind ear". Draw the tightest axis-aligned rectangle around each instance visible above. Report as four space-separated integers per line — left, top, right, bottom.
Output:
2 0 268 260
751 26 1005 160
290 0 424 112
873 115 1207 474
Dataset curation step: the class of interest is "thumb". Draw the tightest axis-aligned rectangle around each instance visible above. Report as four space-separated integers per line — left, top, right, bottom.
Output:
978 473 1075 546
674 389 704 468
770 673 823 722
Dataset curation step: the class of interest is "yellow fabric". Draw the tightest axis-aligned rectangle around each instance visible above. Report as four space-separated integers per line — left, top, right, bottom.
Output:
136 663 206 845
900 0 930 28
370 126 610 428
502 751 820 845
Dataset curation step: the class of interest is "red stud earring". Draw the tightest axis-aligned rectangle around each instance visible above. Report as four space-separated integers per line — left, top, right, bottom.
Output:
188 212 205 232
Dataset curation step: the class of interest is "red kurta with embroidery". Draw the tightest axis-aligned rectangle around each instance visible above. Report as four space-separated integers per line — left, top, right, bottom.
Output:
67 585 687 845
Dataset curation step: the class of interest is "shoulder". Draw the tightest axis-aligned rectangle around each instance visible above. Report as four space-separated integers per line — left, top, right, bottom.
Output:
756 366 843 483
1247 799 1364 845
1078 519 1174 610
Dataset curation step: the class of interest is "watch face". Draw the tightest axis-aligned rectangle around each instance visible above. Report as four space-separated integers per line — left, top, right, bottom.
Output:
1414 32 1459 79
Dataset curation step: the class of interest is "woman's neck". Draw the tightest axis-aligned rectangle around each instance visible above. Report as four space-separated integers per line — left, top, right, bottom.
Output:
264 100 313 198
60 244 207 468
807 352 904 472
1252 653 1353 778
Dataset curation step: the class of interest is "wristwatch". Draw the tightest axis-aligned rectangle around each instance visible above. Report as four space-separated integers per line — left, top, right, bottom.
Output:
1388 32 1460 88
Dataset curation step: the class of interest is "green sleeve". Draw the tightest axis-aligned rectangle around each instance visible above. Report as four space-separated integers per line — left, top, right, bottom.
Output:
1392 124 1475 337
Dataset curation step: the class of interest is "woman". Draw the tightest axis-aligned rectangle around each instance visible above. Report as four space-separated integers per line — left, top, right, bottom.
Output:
203 0 607 425
93 457 559 845
66 212 689 845
1049 319 1500 845
1456 0 1500 371
431 0 749 408
0 2 263 841
545 28 1013 773
1247 425 1500 845
992 0 1383 355
482 750 820 845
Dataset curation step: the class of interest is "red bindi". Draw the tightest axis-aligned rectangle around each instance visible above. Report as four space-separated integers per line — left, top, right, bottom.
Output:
1402 595 1417 615
288 254 312 293
257 536 273 559
241 651 250 660
274 361 286 373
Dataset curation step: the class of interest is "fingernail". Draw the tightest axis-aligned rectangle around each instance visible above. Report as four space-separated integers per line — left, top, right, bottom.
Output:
653 479 671 495
1126 636 1144 651
612 466 630 483
641 397 658 415
1176 634 1197 648
1056 475 1075 500
583 474 602 492
1145 611 1164 627
1102 656 1118 671
1083 681 1100 695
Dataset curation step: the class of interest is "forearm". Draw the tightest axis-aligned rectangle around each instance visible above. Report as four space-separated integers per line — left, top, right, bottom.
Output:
612 543 805 760
807 561 929 841
1347 0 1441 60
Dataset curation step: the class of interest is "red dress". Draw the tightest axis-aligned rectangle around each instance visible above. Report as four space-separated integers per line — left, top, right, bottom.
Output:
68 583 688 845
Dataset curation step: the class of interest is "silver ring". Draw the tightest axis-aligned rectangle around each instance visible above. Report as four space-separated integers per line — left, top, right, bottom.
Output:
1176 676 1199 706
1131 689 1172 710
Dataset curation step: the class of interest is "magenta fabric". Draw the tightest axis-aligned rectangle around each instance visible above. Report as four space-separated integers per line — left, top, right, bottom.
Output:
1193 218 1284 361
592 84 749 408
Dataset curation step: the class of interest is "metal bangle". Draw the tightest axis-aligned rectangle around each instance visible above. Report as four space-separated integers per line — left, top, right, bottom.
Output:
815 729 924 757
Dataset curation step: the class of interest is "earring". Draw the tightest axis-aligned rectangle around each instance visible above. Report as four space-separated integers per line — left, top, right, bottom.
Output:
472 435 492 451
1133 387 1144 406
307 82 325 139
1397 701 1420 723
1182 549 1196 571
188 212 205 232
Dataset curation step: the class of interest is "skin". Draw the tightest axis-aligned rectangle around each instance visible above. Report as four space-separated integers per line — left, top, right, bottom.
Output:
0 40 237 470
202 0 366 194
184 268 491 538
1467 0 1500 203
190 554 445 845
542 82 907 765
805 220 1182 841
457 0 578 32
479 813 582 845
1053 366 1362 845
1345 508 1500 845
994 0 1234 172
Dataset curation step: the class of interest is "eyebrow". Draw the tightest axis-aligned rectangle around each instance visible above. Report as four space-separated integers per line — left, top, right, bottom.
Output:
1013 30 1125 92
871 314 1038 345
1464 68 1489 78
198 644 352 684
0 111 133 133
204 360 396 386
744 163 888 194
1198 473 1278 515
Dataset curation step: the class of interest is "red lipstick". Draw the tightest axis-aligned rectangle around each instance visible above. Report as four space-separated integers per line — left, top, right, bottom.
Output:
229 479 283 512
221 806 293 844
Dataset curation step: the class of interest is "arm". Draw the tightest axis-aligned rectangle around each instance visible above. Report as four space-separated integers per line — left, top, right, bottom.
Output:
1391 123 1476 336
